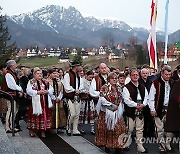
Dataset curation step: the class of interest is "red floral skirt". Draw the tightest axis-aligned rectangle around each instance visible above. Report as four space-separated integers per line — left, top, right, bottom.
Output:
95 112 126 148
27 101 52 131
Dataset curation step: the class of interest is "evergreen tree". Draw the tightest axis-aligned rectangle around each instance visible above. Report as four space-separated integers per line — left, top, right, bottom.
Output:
73 49 83 65
135 45 148 66
0 7 16 64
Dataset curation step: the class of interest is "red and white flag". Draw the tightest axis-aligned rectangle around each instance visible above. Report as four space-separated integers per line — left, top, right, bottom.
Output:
147 0 158 69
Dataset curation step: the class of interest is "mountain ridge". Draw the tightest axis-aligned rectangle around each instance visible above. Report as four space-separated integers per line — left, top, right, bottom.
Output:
6 5 180 48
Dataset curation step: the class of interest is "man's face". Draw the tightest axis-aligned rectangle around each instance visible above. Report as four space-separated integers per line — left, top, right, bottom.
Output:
99 64 107 75
34 70 43 80
161 70 171 81
130 70 139 83
11 63 17 71
141 69 149 80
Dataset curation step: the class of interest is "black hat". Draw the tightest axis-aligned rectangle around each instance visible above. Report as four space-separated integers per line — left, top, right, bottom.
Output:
71 61 80 67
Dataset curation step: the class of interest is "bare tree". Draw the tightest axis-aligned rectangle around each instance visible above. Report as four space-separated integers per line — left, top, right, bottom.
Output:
128 35 138 46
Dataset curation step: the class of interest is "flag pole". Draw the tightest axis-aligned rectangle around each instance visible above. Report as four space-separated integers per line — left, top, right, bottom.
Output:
164 0 169 64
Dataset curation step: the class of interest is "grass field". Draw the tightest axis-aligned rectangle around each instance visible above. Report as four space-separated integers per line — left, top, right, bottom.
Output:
18 56 179 71
18 57 60 68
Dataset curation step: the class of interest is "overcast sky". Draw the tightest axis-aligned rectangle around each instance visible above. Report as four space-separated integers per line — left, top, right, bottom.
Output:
1 0 180 32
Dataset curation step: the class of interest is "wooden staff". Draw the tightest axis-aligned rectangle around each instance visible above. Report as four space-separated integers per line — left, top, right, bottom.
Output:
55 100 59 134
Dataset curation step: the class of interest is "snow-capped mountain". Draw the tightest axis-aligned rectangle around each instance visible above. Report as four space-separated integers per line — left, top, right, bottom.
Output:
6 5 179 48
9 5 135 33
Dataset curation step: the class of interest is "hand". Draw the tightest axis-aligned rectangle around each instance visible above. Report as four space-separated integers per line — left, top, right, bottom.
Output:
113 105 118 111
18 92 23 97
42 90 48 95
139 104 145 110
151 110 157 117
136 103 141 109
56 98 60 102
37 90 45 95
75 89 80 95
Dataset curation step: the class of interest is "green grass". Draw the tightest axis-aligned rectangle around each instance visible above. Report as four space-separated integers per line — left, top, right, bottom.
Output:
18 56 179 71
18 57 59 68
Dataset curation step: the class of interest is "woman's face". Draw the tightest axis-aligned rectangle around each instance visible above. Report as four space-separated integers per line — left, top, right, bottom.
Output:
58 70 64 77
86 74 94 81
118 77 125 85
109 75 117 85
34 70 43 80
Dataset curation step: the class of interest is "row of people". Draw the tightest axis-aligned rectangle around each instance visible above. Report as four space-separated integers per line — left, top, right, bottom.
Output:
0 60 179 154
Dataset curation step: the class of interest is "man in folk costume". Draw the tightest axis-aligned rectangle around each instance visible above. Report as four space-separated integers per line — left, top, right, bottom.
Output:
63 61 84 136
1 60 23 133
47 69 66 132
149 65 174 153
138 68 155 138
122 68 149 153
89 63 108 105
165 79 180 152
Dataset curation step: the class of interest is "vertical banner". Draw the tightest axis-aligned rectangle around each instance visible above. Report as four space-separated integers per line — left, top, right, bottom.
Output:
147 0 158 70
164 0 169 64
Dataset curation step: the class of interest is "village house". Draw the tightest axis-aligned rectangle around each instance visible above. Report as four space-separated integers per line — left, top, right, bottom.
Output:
71 48 77 55
108 49 125 62
158 50 179 62
59 51 69 63
86 48 96 56
48 47 61 57
98 46 106 55
27 48 38 58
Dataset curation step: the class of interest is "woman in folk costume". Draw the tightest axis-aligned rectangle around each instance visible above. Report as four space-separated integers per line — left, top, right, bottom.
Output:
95 72 126 154
47 69 66 132
79 70 96 134
26 67 54 138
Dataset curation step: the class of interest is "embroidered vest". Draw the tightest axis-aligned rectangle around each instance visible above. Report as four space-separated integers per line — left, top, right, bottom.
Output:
92 74 106 103
63 70 79 99
124 81 145 119
1 69 18 97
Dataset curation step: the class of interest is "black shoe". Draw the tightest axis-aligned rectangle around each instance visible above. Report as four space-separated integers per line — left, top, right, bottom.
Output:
159 151 167 154
123 147 130 151
66 130 71 136
1 117 6 124
6 130 12 133
115 148 123 154
166 148 175 153
105 147 110 153
91 130 95 135
73 133 82 136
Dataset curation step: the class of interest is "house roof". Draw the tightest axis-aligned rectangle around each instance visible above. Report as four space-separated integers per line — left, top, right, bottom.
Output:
59 52 69 59
81 51 88 56
111 49 123 56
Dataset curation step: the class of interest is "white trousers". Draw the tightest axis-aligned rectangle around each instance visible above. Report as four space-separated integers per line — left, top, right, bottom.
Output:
126 117 145 152
154 116 173 151
66 99 81 134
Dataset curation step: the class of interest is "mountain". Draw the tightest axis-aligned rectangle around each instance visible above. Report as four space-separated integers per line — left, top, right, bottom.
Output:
6 5 180 48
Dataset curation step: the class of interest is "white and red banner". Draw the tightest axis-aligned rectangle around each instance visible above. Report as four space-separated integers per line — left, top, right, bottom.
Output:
147 0 158 69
